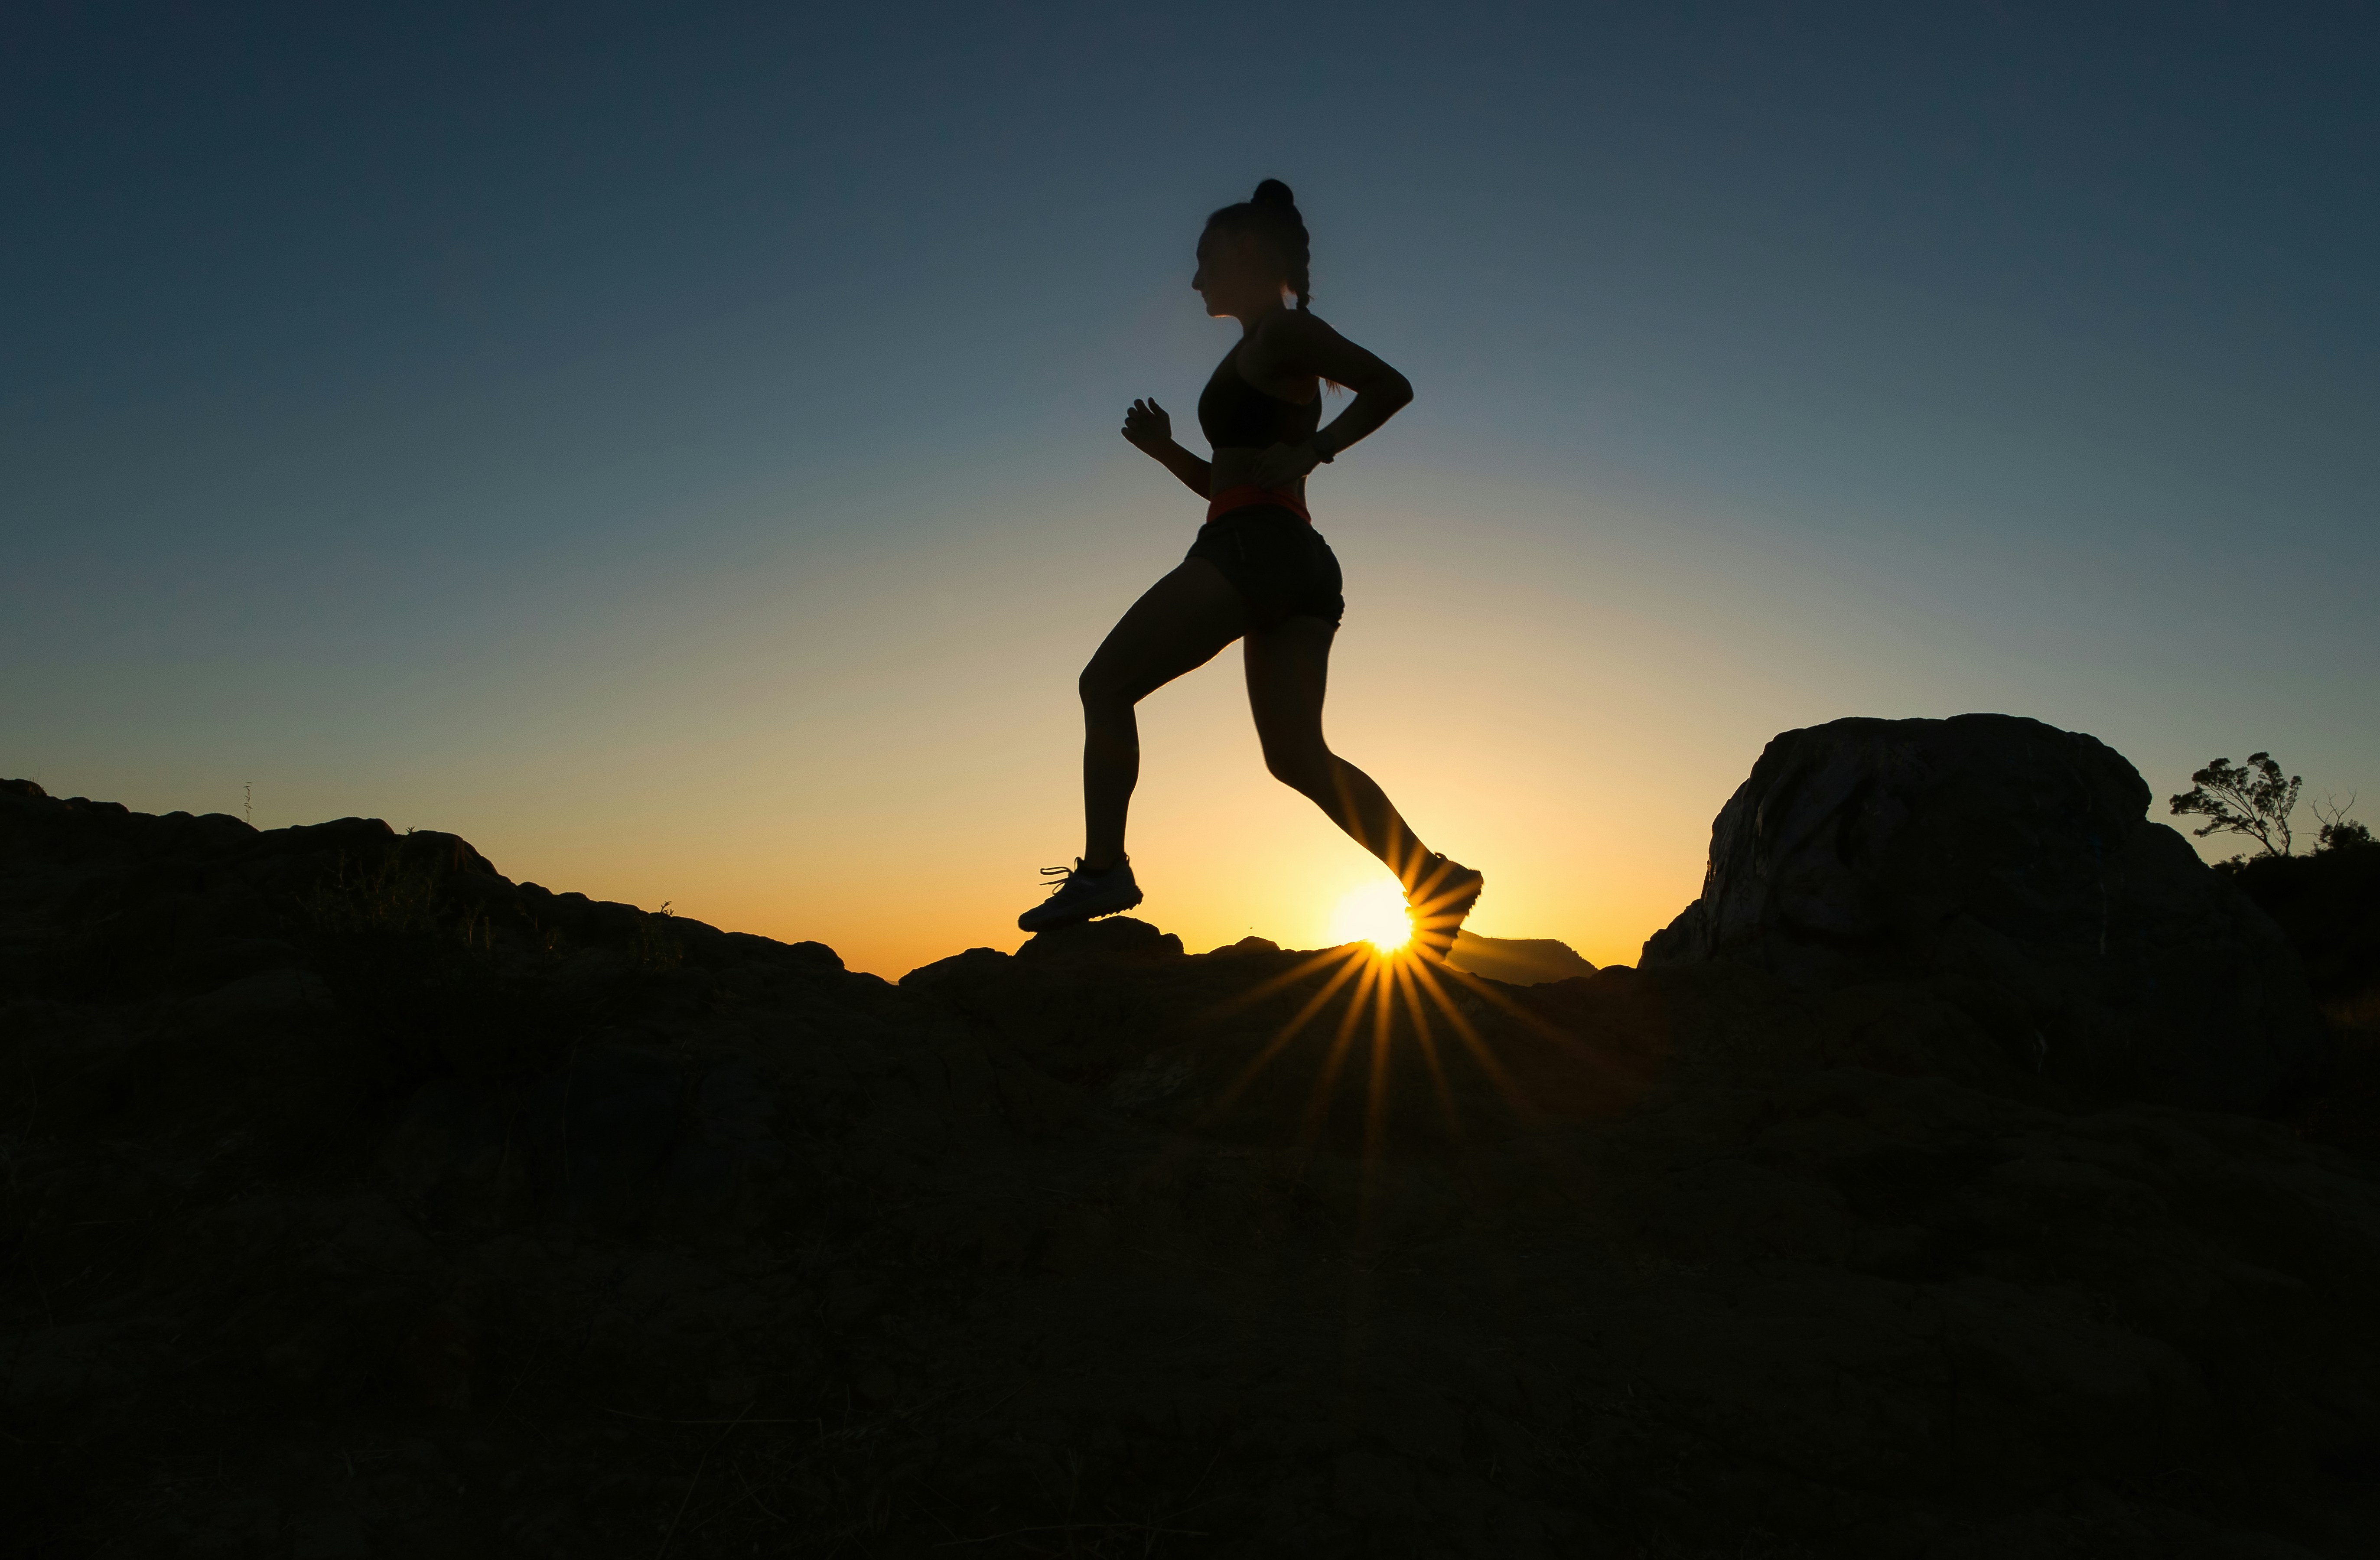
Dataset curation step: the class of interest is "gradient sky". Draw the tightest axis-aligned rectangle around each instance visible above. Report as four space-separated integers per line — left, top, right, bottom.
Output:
7 2 2376 976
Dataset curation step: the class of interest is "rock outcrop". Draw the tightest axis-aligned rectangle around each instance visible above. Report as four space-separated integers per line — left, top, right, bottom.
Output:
5 771 2380 1556
1642 714 2322 1111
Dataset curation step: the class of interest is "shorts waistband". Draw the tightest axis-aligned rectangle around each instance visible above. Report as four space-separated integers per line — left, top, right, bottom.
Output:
1205 485 1311 525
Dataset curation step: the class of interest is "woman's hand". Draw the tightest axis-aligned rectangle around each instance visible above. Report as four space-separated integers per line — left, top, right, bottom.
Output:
1121 398 1173 455
1126 397 1214 499
1251 440 1322 490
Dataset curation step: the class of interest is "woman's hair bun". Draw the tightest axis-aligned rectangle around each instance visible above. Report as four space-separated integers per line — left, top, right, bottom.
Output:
1205 179 1314 310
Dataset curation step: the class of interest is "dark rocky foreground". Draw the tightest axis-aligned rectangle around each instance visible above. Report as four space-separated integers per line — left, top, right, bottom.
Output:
5 716 2380 1558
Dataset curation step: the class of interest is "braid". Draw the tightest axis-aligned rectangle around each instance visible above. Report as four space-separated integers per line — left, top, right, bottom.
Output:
1207 178 1313 311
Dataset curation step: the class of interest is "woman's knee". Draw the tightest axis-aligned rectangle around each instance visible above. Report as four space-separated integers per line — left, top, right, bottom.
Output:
1263 739 1334 793
1079 661 1136 717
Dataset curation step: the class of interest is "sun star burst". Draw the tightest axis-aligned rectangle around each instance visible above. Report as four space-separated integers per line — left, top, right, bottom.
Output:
1328 877 1413 954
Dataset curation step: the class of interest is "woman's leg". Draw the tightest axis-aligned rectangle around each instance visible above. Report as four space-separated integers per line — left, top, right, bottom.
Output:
1078 560 1252 868
1242 615 1437 891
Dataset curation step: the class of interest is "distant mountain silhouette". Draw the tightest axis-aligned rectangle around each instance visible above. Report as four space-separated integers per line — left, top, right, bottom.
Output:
4 723 2375 1552
1445 928 1596 984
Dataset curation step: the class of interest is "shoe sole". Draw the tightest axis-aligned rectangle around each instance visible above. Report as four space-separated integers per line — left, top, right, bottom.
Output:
1017 883 1146 933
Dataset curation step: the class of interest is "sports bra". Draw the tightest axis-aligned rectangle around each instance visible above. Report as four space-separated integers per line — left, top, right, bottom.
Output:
1197 343 1322 450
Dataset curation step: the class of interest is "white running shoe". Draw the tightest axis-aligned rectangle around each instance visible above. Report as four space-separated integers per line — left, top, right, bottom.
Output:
1017 857 1145 932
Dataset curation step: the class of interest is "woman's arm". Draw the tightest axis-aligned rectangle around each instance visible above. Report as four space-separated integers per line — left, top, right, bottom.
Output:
1244 313 1413 489
1122 398 1212 499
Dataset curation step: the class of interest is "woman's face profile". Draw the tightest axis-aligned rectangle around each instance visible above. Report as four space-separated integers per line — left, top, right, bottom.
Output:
1192 226 1284 319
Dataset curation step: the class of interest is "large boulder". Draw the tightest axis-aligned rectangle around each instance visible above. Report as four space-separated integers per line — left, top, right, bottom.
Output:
1641 714 2322 1109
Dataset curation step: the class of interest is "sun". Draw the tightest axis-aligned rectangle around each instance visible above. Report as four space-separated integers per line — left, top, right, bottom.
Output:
1328 877 1413 954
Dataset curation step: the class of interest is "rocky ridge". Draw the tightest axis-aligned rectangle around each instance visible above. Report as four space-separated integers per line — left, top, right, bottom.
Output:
3 717 2378 1557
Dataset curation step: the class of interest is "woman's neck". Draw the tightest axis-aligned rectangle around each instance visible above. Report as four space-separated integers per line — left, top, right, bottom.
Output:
1233 299 1288 339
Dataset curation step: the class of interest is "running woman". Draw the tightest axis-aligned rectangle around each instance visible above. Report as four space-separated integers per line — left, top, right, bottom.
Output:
1019 180 1483 959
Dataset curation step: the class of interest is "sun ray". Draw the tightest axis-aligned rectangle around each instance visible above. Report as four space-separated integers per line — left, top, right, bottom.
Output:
1201 944 1365 1020
1201 944 1371 1116
1422 959 1651 1110
1405 956 1541 1126
1392 955 1466 1144
1301 956 1385 1139
1427 960 1590 1042
1369 958 1400 1137
1360 951 1398 1203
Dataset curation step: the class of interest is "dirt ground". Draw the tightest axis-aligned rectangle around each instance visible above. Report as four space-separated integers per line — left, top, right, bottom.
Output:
6 785 2380 1556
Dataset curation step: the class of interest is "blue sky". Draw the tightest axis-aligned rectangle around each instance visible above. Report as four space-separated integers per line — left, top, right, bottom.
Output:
6 2 2374 970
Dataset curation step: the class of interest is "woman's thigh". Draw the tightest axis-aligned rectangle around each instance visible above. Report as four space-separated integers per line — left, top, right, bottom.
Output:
1083 559 1253 704
1242 613 1336 759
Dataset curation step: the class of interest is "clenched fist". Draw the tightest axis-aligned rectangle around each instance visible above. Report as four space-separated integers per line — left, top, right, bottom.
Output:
1121 397 1172 454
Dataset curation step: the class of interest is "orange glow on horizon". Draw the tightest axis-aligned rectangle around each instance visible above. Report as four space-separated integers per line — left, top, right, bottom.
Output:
233 475 1786 982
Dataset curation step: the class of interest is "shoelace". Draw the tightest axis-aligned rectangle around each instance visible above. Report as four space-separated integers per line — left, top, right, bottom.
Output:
1035 861 1127 898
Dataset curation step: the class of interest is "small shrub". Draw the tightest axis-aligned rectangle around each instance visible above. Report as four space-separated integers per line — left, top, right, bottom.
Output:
631 901 684 972
2313 794 2372 854
2324 819 2376 852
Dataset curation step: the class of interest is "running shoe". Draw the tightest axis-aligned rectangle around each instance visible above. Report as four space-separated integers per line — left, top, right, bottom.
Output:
1017 857 1144 932
1407 853 1485 962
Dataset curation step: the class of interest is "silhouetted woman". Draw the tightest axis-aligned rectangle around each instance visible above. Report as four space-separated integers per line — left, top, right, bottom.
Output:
1019 180 1483 958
